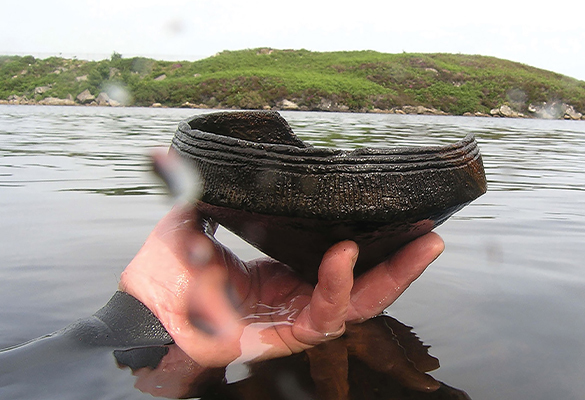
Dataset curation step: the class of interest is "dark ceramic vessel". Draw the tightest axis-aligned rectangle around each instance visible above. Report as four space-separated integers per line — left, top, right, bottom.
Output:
172 111 487 283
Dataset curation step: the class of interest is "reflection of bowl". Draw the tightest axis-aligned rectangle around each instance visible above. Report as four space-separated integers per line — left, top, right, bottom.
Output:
172 111 487 283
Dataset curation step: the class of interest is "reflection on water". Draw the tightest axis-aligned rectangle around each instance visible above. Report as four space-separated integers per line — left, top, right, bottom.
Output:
1 106 585 399
0 312 468 399
117 316 469 399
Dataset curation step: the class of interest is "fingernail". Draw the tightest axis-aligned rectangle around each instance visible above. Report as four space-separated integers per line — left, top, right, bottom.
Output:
350 245 359 269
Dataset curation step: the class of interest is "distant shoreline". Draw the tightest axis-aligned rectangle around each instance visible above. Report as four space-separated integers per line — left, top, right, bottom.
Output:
2 101 585 121
2 50 584 120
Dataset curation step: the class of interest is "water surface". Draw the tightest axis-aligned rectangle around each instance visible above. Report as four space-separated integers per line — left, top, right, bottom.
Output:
1 105 584 399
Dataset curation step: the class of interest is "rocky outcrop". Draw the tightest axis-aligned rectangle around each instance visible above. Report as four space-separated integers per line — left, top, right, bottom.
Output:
76 89 95 104
1 91 125 107
3 95 33 105
34 86 51 94
401 105 447 115
279 99 300 110
527 102 583 120
96 92 110 106
564 106 583 120
318 99 334 111
94 92 120 106
38 97 75 106
313 99 348 112
490 105 525 118
463 112 490 117
180 101 209 109
369 105 446 115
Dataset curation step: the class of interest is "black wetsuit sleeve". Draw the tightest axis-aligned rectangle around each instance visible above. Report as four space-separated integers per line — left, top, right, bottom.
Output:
61 291 173 347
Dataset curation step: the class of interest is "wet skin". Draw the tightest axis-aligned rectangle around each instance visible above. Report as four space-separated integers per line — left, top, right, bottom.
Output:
119 205 445 369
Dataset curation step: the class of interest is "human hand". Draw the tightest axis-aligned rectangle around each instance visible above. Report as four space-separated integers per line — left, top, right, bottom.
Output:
119 205 444 368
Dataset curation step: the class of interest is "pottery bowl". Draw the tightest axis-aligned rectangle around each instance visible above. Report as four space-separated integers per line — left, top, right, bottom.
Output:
172 111 487 283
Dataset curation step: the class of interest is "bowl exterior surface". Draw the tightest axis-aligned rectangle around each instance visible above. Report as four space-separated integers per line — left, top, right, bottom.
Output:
172 111 487 282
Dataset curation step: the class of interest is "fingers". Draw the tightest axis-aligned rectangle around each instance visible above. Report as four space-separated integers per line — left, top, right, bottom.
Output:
290 233 442 344
347 232 444 322
292 241 358 345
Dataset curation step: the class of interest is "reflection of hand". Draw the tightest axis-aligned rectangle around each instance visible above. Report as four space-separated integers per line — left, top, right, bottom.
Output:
119 205 444 368
344 316 441 392
130 345 208 399
126 317 448 399
283 316 441 400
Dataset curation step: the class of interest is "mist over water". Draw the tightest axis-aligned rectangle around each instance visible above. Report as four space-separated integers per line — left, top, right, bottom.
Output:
1 106 584 399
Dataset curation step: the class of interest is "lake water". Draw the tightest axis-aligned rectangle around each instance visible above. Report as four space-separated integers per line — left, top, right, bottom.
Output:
1 105 584 399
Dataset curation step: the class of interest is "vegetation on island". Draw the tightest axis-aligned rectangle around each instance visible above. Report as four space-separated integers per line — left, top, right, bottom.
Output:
1 49 584 118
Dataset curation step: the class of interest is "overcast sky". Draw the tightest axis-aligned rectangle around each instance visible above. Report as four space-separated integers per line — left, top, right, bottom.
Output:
1 0 584 81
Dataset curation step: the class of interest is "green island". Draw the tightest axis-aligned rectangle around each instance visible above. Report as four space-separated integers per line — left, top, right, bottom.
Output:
1 48 584 119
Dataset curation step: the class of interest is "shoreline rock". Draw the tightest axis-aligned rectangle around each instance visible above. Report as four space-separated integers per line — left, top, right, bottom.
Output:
279 99 300 110
490 105 525 118
76 89 95 104
38 97 76 106
1 97 583 120
527 101 583 120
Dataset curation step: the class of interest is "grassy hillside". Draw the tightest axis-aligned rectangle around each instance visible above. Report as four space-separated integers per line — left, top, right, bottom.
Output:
1 49 584 117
